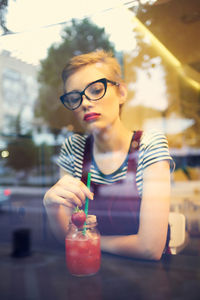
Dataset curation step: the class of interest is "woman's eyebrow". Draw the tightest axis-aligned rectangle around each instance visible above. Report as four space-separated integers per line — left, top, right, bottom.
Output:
66 81 90 94
66 78 101 94
69 88 81 93
66 87 82 94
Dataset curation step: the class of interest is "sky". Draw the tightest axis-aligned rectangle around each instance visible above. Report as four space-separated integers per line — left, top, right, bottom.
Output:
0 0 137 65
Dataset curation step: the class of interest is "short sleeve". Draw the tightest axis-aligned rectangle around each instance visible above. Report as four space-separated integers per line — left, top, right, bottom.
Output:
57 135 75 175
140 130 175 172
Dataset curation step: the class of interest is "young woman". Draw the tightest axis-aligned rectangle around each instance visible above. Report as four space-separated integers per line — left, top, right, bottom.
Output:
43 50 174 260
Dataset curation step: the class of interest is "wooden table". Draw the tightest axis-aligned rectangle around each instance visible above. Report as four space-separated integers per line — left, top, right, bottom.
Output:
0 245 200 300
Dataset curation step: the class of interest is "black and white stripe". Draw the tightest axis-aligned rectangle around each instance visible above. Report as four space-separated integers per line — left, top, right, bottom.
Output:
57 130 174 197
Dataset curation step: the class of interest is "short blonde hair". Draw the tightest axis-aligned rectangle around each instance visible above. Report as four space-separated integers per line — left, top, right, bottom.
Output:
62 50 122 87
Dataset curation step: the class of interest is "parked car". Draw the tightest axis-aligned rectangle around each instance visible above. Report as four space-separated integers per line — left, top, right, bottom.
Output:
0 187 11 204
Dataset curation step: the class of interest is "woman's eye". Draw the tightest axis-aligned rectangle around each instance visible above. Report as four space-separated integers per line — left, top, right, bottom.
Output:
92 87 103 94
89 84 104 95
67 93 80 103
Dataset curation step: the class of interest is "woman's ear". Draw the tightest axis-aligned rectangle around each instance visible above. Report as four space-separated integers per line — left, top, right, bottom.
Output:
118 83 127 104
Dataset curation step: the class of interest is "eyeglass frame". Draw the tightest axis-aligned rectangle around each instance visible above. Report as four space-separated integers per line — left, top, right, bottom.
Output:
60 78 119 111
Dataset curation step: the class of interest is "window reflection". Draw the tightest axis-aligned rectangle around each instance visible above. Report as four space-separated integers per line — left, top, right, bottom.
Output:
125 1 200 249
0 0 200 256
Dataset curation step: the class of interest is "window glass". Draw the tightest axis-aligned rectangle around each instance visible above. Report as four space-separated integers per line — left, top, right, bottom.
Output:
0 0 199 259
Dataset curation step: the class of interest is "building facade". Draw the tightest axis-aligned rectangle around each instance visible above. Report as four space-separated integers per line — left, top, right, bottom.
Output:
0 50 39 135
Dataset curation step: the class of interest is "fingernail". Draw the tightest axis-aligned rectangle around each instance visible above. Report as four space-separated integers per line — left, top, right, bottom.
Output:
90 193 94 200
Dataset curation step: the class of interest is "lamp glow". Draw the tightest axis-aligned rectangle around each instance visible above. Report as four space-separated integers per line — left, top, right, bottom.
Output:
132 16 200 89
1 150 9 158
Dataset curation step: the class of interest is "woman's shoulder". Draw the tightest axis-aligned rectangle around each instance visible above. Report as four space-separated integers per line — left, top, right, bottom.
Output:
63 132 88 147
138 129 175 171
140 129 168 149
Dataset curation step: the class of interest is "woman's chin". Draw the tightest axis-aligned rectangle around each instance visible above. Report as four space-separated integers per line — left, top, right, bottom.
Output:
85 126 101 135
86 124 113 136
81 121 101 133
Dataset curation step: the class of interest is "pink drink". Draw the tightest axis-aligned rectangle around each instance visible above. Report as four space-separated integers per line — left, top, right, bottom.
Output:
65 216 101 276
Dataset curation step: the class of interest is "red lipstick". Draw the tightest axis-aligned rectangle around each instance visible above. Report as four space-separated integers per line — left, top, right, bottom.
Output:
84 113 101 122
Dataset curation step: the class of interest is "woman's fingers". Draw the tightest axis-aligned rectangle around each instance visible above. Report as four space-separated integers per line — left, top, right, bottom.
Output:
44 187 82 208
78 180 94 200
58 189 83 208
44 175 93 209
59 183 85 203
60 175 94 200
46 194 74 208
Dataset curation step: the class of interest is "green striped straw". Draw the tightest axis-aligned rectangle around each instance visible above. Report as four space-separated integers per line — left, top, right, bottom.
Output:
83 172 91 235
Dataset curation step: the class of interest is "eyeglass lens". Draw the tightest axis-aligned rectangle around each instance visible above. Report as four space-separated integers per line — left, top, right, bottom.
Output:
85 81 105 100
63 81 106 110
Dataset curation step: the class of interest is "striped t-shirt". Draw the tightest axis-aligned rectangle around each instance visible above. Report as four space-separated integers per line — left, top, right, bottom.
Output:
57 130 174 198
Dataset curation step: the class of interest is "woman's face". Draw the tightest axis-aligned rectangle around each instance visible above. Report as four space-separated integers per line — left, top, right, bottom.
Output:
65 63 126 134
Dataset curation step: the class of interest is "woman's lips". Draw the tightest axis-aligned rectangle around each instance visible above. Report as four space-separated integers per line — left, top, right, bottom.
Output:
84 113 101 122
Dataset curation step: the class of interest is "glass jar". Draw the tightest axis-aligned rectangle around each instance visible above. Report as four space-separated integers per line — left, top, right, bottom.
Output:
65 215 101 276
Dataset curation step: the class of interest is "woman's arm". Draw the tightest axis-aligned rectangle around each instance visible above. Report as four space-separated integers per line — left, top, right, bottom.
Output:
43 169 93 243
100 160 171 260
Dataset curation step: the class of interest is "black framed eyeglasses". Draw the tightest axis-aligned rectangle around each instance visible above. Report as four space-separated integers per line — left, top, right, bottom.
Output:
60 78 119 111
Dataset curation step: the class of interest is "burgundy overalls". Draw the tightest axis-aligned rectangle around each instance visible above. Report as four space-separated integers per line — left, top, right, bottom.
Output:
81 131 143 236
81 131 170 252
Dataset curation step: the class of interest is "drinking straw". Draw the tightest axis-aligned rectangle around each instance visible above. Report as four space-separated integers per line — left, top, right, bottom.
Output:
83 172 91 235
84 172 91 217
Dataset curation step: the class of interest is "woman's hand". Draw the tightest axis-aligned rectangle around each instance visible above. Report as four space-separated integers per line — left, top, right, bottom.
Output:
43 174 93 209
43 173 93 243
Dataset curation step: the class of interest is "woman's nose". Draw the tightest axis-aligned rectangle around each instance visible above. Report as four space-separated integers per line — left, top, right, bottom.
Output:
81 95 93 109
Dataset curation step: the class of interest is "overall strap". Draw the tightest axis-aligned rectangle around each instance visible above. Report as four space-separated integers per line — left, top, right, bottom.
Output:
131 130 143 151
81 135 93 185
127 130 143 174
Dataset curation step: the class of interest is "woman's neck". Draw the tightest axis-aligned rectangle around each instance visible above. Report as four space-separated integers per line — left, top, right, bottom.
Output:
92 120 133 154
